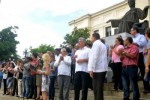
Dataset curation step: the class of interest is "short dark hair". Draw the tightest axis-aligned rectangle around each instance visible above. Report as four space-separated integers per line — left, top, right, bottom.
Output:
145 28 150 38
126 37 133 44
32 52 38 58
92 33 100 40
132 26 139 33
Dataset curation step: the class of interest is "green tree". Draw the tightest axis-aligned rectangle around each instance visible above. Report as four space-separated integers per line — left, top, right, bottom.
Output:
30 44 55 53
61 27 90 47
0 26 19 60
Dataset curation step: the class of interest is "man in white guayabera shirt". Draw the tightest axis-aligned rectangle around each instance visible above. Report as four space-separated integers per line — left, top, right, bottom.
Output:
54 48 71 100
88 33 108 100
73 37 90 100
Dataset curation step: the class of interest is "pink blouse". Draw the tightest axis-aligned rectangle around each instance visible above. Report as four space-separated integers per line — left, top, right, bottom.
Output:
112 45 124 63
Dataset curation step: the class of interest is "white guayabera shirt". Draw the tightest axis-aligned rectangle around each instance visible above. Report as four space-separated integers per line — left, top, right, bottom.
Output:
88 40 108 72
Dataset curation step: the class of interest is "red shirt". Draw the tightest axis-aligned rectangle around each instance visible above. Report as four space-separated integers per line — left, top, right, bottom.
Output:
30 59 38 76
122 44 139 67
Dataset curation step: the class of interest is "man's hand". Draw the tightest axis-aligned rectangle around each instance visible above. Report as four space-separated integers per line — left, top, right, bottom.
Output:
132 43 139 47
72 55 77 60
36 70 42 75
77 59 83 63
90 71 93 78
145 67 149 73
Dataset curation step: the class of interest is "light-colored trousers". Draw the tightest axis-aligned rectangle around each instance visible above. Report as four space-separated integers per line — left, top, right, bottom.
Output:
18 79 23 97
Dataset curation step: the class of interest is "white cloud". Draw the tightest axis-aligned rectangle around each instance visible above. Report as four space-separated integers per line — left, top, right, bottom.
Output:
0 0 124 57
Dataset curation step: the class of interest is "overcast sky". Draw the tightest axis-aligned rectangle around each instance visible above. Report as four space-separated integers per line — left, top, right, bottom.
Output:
0 0 124 57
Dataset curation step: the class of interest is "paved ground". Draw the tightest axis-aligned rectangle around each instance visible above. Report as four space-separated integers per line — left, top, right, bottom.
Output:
0 89 150 100
0 82 150 100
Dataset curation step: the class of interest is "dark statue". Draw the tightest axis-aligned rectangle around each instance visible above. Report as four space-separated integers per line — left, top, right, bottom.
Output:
107 0 149 34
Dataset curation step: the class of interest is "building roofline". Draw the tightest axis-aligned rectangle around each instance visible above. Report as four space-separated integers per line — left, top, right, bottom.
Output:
69 14 91 26
69 0 127 25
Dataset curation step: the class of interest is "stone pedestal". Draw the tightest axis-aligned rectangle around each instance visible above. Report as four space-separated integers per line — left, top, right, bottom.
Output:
104 32 133 46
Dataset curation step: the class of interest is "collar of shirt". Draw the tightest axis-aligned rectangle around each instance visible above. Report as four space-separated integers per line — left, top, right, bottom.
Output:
134 33 140 38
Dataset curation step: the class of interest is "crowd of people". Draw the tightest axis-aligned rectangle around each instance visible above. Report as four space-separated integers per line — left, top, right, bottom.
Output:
0 26 149 100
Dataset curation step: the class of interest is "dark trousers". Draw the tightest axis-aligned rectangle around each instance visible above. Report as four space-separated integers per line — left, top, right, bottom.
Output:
12 78 18 96
122 66 140 100
74 72 90 100
0 77 2 89
138 53 150 90
3 79 7 94
29 75 37 98
71 64 75 83
49 76 56 100
93 72 106 100
112 62 123 90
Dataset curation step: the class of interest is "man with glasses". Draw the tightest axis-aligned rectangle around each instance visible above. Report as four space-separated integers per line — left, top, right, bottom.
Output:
131 26 150 93
54 48 71 100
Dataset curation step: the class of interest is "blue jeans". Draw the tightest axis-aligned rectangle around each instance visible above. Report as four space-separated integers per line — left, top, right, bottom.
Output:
122 66 140 100
49 76 56 100
23 77 30 97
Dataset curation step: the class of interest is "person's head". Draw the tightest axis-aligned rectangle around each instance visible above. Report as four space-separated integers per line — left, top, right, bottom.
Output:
100 39 105 44
42 53 50 65
78 37 86 48
55 49 60 55
49 53 55 62
115 37 124 46
75 43 79 50
61 48 68 56
130 26 139 36
19 59 24 67
38 52 43 58
124 37 133 46
86 42 92 48
91 33 100 43
10 62 15 68
128 0 135 8
145 28 150 40
69 44 74 50
32 52 38 60
25 57 33 63
47 51 52 56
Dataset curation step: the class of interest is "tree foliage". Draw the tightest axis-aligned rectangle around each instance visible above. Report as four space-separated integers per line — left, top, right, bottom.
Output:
0 26 19 60
30 44 55 53
60 27 90 47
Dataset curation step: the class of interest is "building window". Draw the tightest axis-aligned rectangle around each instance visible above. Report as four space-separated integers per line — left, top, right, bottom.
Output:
94 30 99 34
106 26 111 37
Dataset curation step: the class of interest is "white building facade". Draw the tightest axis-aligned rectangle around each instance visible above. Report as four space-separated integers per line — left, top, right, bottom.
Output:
69 0 150 38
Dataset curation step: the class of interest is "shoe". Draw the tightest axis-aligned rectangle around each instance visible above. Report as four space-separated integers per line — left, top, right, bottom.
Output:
111 88 118 91
143 90 150 93
36 97 40 100
3 93 6 95
16 95 19 97
32 96 36 99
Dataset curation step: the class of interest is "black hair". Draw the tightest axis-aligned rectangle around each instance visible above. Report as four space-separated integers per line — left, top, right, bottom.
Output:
26 57 33 62
100 39 105 44
92 33 100 40
66 47 72 54
126 37 133 44
145 28 150 38
32 52 38 59
10 62 15 68
132 26 139 33
116 37 124 45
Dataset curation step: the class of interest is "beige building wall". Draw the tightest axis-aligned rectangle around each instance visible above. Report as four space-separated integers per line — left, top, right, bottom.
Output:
69 0 150 38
